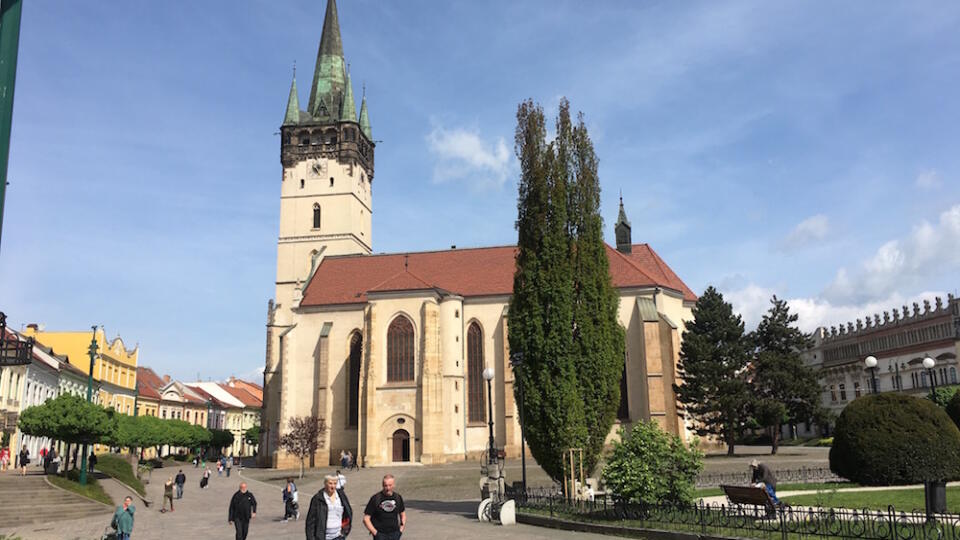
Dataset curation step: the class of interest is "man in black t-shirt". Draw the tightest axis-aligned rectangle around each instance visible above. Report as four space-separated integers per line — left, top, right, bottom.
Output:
363 474 406 539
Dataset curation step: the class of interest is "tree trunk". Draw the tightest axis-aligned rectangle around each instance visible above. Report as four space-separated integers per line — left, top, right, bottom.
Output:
770 424 780 455
725 430 736 456
299 458 304 479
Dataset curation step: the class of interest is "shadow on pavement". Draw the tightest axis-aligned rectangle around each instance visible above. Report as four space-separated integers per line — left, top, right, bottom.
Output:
405 499 478 518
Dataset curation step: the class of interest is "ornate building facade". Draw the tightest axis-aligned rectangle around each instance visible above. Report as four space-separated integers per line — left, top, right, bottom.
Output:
262 0 698 468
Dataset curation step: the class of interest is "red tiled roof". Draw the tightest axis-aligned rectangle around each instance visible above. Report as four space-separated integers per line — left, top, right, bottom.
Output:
186 384 232 409
302 243 697 306
219 384 262 408
137 367 166 392
136 380 161 400
227 378 263 401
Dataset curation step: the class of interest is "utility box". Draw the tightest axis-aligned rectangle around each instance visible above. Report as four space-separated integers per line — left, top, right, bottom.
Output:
925 480 946 515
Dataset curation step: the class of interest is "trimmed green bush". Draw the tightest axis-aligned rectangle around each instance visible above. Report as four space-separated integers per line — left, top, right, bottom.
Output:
95 453 146 496
946 391 960 429
830 394 960 486
601 421 703 505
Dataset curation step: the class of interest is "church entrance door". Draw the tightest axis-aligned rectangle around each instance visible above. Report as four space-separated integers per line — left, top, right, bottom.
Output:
392 429 410 462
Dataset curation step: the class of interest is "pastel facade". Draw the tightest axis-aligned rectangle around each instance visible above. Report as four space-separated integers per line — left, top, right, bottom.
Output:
261 0 697 469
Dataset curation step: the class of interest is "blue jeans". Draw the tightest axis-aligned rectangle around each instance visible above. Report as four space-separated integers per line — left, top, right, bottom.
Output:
765 484 781 505
118 533 131 540
176 483 183 499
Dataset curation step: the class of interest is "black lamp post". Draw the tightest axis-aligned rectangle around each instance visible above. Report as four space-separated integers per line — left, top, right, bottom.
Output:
483 367 496 464
864 355 878 393
924 356 937 392
509 352 527 494
79 325 98 486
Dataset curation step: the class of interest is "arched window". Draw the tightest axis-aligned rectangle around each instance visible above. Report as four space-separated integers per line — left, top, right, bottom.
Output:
313 204 321 229
348 332 362 427
387 316 414 382
467 323 484 423
952 367 958 385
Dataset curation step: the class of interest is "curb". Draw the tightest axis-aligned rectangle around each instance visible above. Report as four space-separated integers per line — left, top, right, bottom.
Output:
43 475 114 509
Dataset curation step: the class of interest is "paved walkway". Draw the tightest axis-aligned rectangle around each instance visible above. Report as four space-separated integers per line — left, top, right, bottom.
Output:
0 464 612 539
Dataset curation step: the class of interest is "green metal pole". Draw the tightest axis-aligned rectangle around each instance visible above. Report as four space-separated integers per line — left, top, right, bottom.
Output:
79 326 97 486
0 0 22 255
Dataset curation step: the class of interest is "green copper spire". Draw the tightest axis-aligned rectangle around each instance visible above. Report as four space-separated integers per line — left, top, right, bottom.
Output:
283 70 300 125
342 66 356 122
308 0 346 119
359 93 371 139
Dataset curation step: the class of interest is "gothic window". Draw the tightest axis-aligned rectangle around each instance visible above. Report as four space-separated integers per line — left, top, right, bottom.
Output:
467 323 484 423
387 316 414 382
839 384 847 401
853 381 861 398
300 179 305 189
348 332 362 427
617 356 629 420
313 204 321 229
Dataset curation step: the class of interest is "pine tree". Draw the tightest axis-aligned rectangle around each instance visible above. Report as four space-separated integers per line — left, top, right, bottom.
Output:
509 100 584 483
750 296 820 454
673 287 753 455
566 104 625 473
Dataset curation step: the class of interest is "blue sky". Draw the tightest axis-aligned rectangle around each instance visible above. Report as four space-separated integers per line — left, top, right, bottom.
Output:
1 1 959 381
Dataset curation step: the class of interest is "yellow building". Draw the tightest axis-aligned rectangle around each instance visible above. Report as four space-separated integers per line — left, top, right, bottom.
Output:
22 326 139 416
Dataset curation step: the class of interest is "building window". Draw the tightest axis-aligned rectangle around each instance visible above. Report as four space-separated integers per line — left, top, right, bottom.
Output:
617 354 629 420
912 372 918 389
922 371 928 388
300 179 305 189
839 384 847 401
952 367 958 385
467 323 485 423
854 382 861 398
329 177 334 187
313 204 321 229
387 316 415 382
348 332 362 428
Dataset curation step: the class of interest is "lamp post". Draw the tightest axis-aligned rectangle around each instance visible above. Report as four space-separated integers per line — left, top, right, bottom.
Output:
509 352 527 494
483 367 496 465
924 356 937 392
864 356 879 394
79 325 98 486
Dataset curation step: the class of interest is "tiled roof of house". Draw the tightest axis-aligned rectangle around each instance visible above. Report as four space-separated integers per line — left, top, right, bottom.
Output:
219 384 262 408
301 243 697 307
186 384 232 409
227 378 263 401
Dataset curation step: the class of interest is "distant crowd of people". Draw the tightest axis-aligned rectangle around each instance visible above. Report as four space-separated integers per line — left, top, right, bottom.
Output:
0 444 97 476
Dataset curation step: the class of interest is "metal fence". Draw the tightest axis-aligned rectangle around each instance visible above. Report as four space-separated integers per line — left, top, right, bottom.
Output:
518 492 960 540
696 467 844 488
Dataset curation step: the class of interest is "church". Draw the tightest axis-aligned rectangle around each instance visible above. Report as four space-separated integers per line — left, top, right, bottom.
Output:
261 0 698 468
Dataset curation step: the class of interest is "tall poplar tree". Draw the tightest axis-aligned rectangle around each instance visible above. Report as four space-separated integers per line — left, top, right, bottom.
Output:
750 296 820 454
565 104 625 473
509 100 584 482
673 287 753 455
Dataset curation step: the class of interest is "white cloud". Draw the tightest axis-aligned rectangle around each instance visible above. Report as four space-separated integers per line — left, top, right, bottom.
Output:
824 203 960 304
916 169 942 190
723 284 946 333
781 214 830 250
426 126 512 190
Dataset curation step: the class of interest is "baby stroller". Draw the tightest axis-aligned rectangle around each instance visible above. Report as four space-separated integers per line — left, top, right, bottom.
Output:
200 475 209 489
101 524 118 540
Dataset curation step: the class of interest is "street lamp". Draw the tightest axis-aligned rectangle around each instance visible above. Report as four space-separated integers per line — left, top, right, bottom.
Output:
923 356 937 392
864 356 879 394
483 367 496 465
509 352 527 494
79 325 98 486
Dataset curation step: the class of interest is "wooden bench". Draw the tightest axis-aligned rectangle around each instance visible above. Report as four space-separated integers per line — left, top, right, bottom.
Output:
720 485 777 515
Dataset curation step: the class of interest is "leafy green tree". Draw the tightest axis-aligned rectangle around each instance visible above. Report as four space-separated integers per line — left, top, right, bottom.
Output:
18 393 116 447
602 421 703 505
244 425 261 447
929 385 960 408
750 295 821 454
509 99 584 483
565 103 625 474
673 286 753 455
210 429 234 453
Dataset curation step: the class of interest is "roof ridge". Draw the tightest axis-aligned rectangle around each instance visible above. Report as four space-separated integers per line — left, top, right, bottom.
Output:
641 244 697 299
368 267 435 292
605 243 662 286
322 244 518 261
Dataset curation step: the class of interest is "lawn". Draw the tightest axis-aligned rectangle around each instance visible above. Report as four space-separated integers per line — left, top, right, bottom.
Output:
95 453 146 496
696 481 857 498
48 469 114 506
782 486 960 512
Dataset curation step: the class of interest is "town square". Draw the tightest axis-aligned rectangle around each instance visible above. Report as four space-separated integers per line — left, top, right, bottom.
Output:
1 1 960 539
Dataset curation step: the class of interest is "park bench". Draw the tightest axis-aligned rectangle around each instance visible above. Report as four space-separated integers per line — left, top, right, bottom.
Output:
720 484 778 516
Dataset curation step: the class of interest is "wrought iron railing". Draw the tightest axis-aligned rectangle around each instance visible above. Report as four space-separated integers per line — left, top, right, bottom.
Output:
696 467 843 488
518 491 960 540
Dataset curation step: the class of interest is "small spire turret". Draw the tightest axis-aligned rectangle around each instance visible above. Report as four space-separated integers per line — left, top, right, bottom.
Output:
615 192 632 254
283 68 300 125
359 90 372 139
342 65 357 122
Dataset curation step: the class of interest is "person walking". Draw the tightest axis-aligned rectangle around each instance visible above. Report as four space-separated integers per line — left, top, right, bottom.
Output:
282 480 298 521
201 466 211 489
18 447 29 476
336 470 347 490
226 455 233 477
750 459 782 509
0 446 9 472
363 474 406 540
306 474 353 540
340 450 349 470
111 496 136 540
175 469 186 499
88 451 97 473
228 482 257 540
162 477 175 513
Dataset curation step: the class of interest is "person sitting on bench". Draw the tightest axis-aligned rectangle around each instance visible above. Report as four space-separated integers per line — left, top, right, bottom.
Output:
750 459 781 506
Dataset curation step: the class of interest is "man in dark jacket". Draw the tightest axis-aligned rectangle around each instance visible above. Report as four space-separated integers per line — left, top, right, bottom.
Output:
175 470 186 499
750 459 781 506
306 474 352 540
228 482 257 540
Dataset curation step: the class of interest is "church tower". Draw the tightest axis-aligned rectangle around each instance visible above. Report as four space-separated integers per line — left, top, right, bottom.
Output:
274 0 375 310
